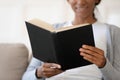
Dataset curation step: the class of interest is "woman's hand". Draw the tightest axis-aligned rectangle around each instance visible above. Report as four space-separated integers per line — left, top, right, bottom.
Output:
36 63 63 78
79 45 106 68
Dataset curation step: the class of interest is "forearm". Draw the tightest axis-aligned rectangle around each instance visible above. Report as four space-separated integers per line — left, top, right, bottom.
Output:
22 57 44 80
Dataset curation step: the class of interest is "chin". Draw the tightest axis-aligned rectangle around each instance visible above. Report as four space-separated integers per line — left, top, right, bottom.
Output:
76 12 87 17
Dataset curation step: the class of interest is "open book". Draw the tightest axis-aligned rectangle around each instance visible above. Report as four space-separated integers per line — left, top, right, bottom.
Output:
25 19 95 70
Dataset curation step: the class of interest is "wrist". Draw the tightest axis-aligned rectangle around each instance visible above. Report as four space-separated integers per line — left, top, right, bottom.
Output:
35 68 42 79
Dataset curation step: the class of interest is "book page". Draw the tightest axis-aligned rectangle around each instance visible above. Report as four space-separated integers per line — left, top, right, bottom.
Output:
28 19 55 32
28 18 89 33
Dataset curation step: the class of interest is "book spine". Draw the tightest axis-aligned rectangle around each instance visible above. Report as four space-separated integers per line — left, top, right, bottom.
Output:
50 33 61 64
48 33 58 63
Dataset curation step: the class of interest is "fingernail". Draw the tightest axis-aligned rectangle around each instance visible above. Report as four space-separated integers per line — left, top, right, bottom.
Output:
57 65 61 68
82 45 86 47
80 48 83 51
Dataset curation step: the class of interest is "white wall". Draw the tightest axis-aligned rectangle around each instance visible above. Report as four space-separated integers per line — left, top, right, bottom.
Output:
24 0 69 23
0 0 26 43
97 0 120 27
0 0 120 53
0 0 30 52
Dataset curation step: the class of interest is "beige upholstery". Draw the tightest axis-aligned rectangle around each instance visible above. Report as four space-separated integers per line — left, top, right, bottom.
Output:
0 43 29 80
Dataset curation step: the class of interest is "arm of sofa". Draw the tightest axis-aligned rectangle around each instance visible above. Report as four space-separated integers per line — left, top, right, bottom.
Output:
0 43 29 80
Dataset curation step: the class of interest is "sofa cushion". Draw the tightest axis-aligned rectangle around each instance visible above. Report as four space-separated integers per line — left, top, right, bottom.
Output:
0 43 29 80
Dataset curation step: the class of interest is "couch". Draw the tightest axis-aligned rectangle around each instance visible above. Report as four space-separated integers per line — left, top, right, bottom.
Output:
0 43 30 80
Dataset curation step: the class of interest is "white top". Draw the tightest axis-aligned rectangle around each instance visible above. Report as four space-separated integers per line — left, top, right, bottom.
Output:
22 21 120 80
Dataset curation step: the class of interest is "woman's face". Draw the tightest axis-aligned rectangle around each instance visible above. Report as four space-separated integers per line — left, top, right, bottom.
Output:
67 0 99 18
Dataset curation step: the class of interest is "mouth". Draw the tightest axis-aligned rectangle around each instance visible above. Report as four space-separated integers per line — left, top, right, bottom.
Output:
75 6 88 13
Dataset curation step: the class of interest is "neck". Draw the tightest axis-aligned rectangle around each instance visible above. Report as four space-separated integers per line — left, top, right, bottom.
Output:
72 15 97 25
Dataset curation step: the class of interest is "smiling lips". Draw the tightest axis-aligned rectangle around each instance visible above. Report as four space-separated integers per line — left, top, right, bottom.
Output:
75 6 88 13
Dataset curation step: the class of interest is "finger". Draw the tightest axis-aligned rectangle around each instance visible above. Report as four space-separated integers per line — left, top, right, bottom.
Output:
80 48 101 58
42 71 55 78
42 68 62 78
42 69 60 78
42 72 53 77
43 63 61 69
83 56 96 64
81 52 105 67
81 52 96 63
82 45 104 55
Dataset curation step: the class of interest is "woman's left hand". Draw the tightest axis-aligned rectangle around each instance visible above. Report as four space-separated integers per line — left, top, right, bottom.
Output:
79 45 106 68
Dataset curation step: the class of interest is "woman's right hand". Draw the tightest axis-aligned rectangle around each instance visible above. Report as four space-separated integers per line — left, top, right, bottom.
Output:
36 63 63 78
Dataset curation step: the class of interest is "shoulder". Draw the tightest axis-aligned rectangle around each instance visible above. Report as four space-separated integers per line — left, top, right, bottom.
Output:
104 23 120 41
94 21 120 31
93 22 120 39
105 23 120 34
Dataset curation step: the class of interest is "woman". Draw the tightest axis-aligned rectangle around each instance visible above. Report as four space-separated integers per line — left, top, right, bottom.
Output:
22 0 120 80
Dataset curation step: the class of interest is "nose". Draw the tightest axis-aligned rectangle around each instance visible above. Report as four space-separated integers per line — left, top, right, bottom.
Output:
76 0 86 5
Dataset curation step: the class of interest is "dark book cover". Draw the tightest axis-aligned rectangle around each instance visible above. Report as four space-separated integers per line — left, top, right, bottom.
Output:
26 21 95 70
